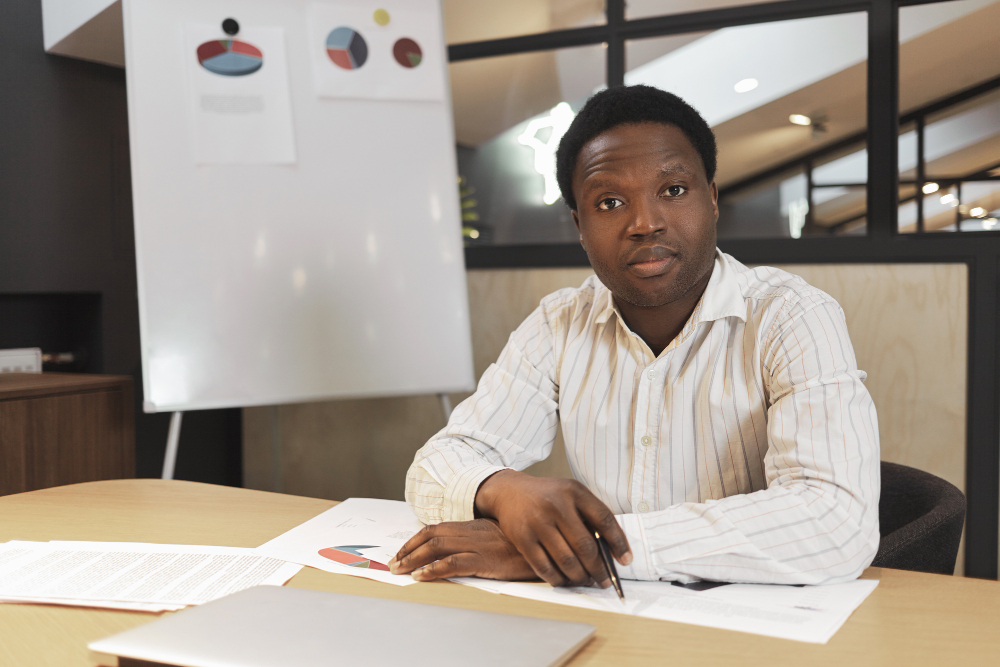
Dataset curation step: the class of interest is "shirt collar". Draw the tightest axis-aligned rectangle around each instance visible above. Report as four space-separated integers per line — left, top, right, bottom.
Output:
592 248 747 327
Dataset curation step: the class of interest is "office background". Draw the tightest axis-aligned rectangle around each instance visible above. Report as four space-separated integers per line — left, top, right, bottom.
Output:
0 0 997 578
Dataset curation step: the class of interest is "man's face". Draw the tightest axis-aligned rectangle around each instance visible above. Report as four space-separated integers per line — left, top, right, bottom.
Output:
571 122 718 309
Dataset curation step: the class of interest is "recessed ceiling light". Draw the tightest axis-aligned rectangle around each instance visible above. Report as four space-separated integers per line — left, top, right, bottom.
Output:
734 78 758 93
984 218 998 229
922 182 939 194
971 206 987 217
789 114 812 126
940 193 956 205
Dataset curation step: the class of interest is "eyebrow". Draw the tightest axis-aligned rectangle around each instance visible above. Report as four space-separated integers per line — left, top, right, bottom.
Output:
658 162 695 177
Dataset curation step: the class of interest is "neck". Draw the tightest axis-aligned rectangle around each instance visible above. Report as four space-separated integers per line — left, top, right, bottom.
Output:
615 265 714 357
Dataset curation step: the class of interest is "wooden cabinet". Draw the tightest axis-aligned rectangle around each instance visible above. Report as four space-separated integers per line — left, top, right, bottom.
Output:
0 373 134 495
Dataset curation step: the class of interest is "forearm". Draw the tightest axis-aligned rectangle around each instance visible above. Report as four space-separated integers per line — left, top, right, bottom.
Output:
615 473 879 585
405 438 510 524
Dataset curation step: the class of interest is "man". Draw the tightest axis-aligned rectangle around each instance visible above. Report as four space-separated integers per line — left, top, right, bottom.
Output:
390 85 880 588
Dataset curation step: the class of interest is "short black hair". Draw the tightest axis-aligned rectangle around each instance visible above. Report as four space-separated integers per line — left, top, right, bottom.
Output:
555 85 717 211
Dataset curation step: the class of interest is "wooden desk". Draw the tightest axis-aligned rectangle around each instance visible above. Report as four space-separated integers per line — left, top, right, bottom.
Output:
1 481 998 666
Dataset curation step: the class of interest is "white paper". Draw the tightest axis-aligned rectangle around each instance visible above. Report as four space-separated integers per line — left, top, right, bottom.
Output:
0 541 302 611
184 24 296 164
256 498 423 586
255 500 876 643
490 578 878 644
308 2 446 101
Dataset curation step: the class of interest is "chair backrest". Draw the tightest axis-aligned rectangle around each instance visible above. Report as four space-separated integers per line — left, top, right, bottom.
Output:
873 461 966 575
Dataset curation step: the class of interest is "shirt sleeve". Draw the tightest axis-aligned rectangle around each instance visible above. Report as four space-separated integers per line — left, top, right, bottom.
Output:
614 298 881 585
405 304 562 524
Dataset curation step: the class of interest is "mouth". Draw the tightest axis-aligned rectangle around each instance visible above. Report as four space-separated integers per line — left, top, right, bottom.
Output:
626 246 677 278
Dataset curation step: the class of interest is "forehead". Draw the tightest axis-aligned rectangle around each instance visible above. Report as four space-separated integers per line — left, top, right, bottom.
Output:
573 122 705 184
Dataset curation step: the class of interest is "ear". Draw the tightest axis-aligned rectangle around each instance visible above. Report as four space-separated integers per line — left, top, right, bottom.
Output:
709 181 719 224
572 209 586 251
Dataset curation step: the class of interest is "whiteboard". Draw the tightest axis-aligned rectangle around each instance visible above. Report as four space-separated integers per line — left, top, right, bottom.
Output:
122 0 475 412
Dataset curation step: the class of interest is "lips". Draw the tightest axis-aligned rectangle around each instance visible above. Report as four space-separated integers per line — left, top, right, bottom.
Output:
626 245 677 277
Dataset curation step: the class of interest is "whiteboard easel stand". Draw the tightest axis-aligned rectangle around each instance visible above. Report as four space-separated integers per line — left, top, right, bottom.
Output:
160 395 454 482
161 411 183 480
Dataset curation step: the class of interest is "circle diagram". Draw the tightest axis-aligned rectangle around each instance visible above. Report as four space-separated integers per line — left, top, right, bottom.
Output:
392 38 422 68
197 39 263 76
326 27 368 70
373 9 390 26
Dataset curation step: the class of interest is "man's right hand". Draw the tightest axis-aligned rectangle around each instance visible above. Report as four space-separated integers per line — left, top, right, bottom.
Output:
474 470 632 588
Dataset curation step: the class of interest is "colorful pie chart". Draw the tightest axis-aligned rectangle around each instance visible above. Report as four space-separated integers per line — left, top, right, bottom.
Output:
327 27 368 70
392 38 422 68
318 545 390 571
197 39 263 76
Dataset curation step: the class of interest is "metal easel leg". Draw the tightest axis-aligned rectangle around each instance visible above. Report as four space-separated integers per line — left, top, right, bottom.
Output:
162 411 183 480
438 393 453 423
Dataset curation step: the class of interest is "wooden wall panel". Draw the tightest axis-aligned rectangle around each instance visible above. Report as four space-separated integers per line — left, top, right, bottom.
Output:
244 263 969 571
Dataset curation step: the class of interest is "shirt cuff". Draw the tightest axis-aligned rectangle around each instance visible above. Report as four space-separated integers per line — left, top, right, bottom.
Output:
442 464 510 522
614 513 656 581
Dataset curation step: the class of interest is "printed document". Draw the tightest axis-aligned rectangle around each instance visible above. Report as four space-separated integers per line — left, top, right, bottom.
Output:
0 541 302 612
258 498 877 642
256 498 423 586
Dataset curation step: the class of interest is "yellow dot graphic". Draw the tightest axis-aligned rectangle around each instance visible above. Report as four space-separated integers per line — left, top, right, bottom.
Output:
373 9 390 26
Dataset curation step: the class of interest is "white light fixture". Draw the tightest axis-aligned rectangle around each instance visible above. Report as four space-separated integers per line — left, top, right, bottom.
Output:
940 193 956 205
734 78 758 93
469 229 480 239
789 114 812 126
984 218 998 230
971 206 987 217
921 182 939 195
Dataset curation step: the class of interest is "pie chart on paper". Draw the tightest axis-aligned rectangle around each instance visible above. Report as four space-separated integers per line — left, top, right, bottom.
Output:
392 38 422 68
326 27 369 70
197 39 263 76
318 545 390 571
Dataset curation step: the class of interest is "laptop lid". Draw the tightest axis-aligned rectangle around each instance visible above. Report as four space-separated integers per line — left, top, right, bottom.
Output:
89 585 595 667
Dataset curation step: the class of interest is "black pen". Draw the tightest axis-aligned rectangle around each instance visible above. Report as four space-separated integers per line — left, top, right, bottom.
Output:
594 530 625 602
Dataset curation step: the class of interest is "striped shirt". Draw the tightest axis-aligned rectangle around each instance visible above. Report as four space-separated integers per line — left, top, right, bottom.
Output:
406 250 880 585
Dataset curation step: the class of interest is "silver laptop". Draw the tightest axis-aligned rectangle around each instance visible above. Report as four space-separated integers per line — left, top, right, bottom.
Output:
89 585 595 667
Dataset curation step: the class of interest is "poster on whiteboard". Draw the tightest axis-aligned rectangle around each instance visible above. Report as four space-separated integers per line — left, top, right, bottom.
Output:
183 24 296 164
307 2 446 101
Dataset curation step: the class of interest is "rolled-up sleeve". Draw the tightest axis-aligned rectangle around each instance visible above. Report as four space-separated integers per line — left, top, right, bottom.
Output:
614 299 881 585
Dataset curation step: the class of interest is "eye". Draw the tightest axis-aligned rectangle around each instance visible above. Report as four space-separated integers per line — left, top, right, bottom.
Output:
664 185 687 197
597 197 623 211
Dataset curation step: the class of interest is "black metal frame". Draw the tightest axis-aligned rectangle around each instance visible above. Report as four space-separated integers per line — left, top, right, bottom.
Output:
450 0 999 579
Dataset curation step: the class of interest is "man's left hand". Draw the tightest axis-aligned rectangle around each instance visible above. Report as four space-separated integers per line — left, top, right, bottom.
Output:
388 519 538 582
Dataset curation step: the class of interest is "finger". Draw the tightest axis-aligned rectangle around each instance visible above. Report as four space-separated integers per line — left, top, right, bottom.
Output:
576 494 633 565
393 521 471 563
556 519 611 588
538 526 593 587
391 534 478 574
393 524 439 563
520 540 569 587
411 553 481 581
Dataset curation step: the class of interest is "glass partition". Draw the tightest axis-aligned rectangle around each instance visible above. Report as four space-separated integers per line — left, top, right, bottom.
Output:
627 12 869 239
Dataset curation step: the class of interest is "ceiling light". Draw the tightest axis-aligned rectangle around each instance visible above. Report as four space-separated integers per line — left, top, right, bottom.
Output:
734 78 758 93
789 114 812 126
971 206 987 217
922 182 939 195
469 229 480 239
940 193 956 205
984 218 998 230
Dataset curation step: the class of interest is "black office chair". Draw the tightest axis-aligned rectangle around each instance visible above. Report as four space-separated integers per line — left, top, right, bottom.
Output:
872 461 966 575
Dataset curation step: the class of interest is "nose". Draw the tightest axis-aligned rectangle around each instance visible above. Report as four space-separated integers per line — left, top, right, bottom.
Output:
624 197 666 238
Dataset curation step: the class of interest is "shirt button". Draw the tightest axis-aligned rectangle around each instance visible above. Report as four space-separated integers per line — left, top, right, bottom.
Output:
640 435 652 447
647 369 656 379
637 502 650 513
